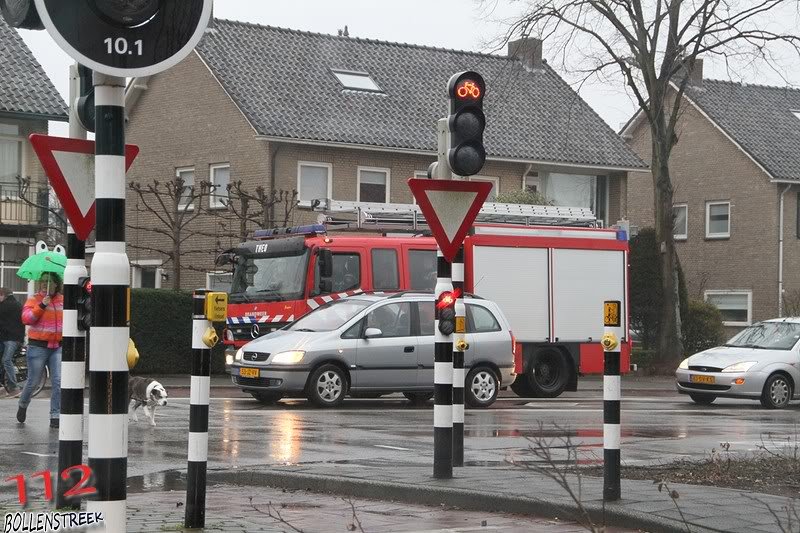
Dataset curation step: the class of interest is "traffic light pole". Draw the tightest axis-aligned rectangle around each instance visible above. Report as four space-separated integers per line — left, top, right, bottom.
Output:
57 63 88 511
452 245 465 467
433 251 454 479
86 72 129 533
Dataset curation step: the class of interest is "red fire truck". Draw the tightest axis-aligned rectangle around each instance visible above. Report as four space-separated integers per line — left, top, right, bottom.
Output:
219 200 631 398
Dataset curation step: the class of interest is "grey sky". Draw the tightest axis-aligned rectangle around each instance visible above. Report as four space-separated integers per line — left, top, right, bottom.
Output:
17 0 800 137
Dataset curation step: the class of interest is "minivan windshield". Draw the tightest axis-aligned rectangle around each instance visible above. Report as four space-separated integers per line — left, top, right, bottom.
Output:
287 298 372 332
725 322 800 350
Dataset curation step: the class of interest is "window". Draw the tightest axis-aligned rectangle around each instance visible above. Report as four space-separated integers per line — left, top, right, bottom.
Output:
467 304 501 333
331 70 382 92
705 291 752 326
418 301 435 336
408 249 436 291
132 260 163 289
706 201 730 238
470 176 499 201
371 249 399 290
358 167 390 203
298 162 332 205
332 253 360 293
0 123 21 184
792 111 800 122
673 204 688 240
0 242 30 296
523 172 540 193
796 192 800 239
209 164 230 209
542 173 608 223
176 167 195 211
365 302 412 337
412 171 428 204
207 271 232 293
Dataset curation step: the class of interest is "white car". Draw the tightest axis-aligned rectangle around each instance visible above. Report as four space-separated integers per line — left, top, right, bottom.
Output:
675 318 800 409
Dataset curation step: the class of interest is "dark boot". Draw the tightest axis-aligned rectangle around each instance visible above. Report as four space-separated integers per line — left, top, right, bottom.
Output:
16 406 26 423
50 418 59 429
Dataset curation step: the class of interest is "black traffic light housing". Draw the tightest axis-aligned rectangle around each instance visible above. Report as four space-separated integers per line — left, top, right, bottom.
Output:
76 64 95 133
437 291 456 336
0 0 43 30
447 71 486 177
77 277 92 331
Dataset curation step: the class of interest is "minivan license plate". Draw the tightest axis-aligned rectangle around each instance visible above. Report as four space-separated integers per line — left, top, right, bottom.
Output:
690 374 715 384
239 367 259 378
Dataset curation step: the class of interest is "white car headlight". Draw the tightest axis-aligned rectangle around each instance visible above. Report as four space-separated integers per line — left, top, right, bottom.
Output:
678 358 690 370
235 348 244 362
721 361 757 373
271 350 305 365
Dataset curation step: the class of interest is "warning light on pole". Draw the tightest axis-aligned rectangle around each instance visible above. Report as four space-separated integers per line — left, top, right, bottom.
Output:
77 276 92 331
447 71 486 177
437 291 457 335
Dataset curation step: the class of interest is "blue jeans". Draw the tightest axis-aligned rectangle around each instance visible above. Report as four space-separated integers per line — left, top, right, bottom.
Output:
1 340 19 390
19 344 61 419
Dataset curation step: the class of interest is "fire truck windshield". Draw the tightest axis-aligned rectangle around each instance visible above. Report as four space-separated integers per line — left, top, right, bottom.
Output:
229 249 309 303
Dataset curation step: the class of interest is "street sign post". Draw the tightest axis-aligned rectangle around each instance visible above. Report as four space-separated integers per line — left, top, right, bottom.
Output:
29 134 139 241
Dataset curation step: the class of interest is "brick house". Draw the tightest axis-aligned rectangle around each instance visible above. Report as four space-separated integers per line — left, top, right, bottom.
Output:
124 19 645 290
623 61 800 329
0 17 68 297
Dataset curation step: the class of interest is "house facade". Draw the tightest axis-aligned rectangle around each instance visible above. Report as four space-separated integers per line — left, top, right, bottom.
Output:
124 19 645 291
624 61 800 330
0 17 68 297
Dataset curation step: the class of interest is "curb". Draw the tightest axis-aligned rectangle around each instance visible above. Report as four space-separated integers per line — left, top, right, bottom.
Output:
203 469 719 533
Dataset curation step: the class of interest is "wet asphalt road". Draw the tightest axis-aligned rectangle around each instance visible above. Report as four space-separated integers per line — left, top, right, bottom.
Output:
0 382 796 494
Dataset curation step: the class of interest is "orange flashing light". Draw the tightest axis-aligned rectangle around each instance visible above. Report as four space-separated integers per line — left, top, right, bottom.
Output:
456 80 481 100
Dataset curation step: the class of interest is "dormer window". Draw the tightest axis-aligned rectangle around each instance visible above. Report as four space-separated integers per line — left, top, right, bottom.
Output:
331 70 382 93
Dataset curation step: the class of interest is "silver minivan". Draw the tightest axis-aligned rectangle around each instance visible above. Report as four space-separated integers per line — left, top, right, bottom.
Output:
230 292 516 408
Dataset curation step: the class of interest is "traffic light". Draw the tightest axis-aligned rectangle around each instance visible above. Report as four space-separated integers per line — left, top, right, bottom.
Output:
77 277 92 331
0 0 42 29
447 71 486 177
437 291 457 336
76 64 95 133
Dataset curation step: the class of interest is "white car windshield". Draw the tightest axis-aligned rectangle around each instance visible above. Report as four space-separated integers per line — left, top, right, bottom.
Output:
288 299 372 332
725 322 800 350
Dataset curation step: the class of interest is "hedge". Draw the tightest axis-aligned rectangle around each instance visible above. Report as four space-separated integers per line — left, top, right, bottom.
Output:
129 289 226 375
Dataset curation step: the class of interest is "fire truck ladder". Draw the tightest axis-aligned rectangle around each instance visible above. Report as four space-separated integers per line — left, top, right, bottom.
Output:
312 199 600 232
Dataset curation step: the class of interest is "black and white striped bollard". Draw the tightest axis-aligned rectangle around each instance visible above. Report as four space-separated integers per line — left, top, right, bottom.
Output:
602 300 622 501
185 289 211 528
452 245 465 467
57 225 87 510
434 249 454 479
87 73 129 532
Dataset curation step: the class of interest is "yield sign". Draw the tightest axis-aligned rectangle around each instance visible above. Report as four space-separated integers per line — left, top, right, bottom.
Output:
407 178 493 262
29 134 140 240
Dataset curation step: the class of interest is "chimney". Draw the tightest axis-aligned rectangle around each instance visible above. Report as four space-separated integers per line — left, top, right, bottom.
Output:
508 37 543 69
688 58 703 86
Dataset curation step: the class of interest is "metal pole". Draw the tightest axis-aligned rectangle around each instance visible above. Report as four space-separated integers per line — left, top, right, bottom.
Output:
86 72 129 533
452 245 465 467
185 289 211 528
602 302 622 502
433 250 453 479
57 63 88 510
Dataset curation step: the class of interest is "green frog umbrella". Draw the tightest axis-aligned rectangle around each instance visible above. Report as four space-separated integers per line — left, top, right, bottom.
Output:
17 241 67 282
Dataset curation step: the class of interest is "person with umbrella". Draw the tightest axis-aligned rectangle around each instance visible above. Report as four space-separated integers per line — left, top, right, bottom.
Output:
15 242 65 429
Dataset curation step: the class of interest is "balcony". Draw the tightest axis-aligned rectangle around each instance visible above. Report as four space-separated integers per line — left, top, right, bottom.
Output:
0 182 52 234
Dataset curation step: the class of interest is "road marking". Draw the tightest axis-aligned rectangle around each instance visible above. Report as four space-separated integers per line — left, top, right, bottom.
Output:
374 444 411 451
21 452 54 457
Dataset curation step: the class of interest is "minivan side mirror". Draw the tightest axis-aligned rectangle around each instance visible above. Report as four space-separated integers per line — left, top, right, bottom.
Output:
364 328 383 339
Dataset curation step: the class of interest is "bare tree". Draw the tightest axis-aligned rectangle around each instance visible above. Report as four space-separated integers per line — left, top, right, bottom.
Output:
224 181 299 240
13 176 67 241
128 177 230 290
489 0 800 364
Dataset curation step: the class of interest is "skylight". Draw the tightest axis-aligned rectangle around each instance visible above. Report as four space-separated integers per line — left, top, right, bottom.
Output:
792 110 800 121
331 70 382 92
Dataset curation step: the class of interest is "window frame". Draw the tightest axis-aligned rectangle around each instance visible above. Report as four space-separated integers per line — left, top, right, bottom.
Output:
330 69 383 93
469 176 500 201
0 122 24 193
206 270 233 292
131 259 164 289
297 161 333 207
364 301 413 338
209 163 230 210
705 200 731 239
357 166 391 203
412 171 429 204
704 290 752 327
176 167 195 212
370 248 399 291
673 203 688 241
466 303 502 333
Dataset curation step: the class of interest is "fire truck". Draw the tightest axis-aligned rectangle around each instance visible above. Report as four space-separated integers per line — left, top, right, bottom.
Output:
218 199 632 398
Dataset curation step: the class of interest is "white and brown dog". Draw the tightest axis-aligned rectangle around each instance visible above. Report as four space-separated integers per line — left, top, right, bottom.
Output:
129 376 168 426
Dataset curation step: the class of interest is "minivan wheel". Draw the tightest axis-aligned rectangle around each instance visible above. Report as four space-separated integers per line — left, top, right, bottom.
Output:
251 392 282 405
403 392 433 404
761 373 792 409
689 393 716 405
307 364 347 407
528 348 570 398
466 367 499 408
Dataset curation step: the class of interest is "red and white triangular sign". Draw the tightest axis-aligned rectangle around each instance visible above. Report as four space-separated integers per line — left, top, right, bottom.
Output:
408 178 493 262
29 134 139 240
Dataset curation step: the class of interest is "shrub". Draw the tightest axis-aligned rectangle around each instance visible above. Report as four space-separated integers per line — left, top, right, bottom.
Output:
682 299 725 356
129 289 226 375
493 189 551 205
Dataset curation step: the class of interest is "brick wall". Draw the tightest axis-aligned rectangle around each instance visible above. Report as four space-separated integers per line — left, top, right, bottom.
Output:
626 97 789 330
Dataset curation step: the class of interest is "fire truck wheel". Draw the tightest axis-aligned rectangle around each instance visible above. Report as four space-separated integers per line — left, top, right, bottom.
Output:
250 392 282 405
307 364 348 407
403 392 434 404
528 348 570 398
465 367 499 408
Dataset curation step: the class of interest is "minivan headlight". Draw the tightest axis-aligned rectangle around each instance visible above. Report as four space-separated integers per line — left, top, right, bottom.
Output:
721 361 757 373
235 348 244 362
271 351 305 364
678 358 690 370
